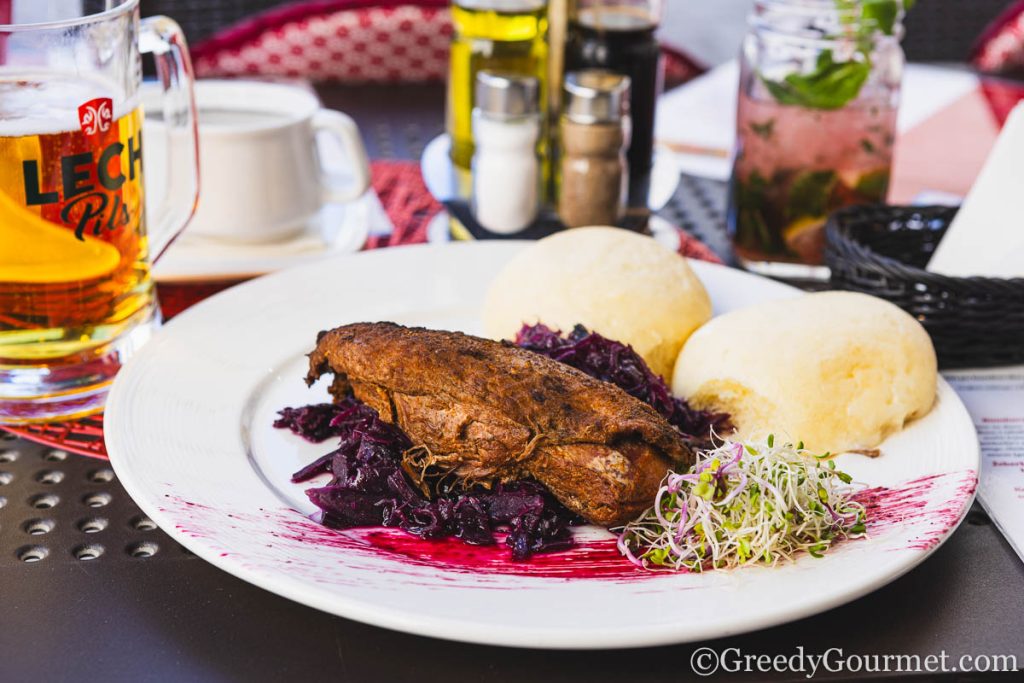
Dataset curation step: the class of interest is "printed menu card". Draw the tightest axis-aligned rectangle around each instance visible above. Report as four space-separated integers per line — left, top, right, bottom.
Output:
945 368 1024 563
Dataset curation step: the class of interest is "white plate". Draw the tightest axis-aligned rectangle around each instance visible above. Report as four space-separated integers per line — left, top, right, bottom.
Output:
106 242 979 649
421 134 681 210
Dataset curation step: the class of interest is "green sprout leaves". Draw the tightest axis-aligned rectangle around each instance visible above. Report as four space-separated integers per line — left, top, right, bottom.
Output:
761 49 871 111
759 1 914 110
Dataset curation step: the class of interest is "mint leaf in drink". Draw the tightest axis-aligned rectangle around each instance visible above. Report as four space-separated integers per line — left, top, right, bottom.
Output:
749 118 776 140
837 0 910 34
761 1 914 109
732 170 777 250
787 170 837 220
862 0 899 35
853 168 890 198
761 50 871 110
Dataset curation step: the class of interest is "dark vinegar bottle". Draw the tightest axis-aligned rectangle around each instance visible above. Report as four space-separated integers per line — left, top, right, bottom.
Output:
565 1 663 198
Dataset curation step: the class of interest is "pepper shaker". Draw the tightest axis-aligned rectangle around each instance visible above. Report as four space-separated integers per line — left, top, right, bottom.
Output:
565 0 663 195
558 70 631 228
471 71 541 235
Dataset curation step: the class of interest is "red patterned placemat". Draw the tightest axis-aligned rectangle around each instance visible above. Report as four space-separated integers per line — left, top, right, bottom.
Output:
364 160 444 248
2 160 717 459
3 414 107 459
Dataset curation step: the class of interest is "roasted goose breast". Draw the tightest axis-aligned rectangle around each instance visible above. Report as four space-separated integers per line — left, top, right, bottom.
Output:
306 322 693 527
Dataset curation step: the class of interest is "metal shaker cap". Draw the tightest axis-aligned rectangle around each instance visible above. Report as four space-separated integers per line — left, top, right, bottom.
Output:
563 70 631 124
474 71 540 119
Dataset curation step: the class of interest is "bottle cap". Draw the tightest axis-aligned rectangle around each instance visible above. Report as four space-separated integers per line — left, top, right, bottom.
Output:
563 70 631 124
474 71 540 119
455 0 547 11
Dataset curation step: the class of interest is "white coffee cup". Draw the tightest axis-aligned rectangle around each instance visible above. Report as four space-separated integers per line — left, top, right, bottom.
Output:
143 79 371 243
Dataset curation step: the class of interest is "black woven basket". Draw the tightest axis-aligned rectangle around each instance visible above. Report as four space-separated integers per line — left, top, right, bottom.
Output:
825 205 1024 369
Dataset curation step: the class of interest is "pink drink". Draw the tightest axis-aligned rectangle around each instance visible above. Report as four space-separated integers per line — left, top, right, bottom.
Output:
729 90 896 267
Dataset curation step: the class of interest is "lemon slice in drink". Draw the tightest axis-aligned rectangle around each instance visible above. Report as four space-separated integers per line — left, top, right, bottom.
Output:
0 188 121 283
782 216 826 263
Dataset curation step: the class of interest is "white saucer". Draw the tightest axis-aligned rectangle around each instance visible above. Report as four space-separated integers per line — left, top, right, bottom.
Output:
153 195 377 283
421 134 682 211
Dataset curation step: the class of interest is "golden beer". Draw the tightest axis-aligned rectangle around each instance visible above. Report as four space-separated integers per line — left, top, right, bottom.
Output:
1 0 197 422
0 74 153 363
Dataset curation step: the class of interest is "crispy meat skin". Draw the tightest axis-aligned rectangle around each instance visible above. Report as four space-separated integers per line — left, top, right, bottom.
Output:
306 322 693 527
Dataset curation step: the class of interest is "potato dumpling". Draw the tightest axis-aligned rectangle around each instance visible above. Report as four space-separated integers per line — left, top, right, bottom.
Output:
483 227 712 380
672 291 937 454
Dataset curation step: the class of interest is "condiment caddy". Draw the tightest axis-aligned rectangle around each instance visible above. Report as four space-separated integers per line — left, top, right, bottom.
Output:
438 0 666 237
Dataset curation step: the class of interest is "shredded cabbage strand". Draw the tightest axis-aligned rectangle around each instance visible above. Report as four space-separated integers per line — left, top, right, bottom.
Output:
617 436 866 571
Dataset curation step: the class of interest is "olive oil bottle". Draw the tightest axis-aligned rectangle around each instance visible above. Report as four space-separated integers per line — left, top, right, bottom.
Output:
447 0 549 170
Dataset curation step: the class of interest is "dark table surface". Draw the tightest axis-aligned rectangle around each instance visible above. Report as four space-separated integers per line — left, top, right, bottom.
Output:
1 84 1021 683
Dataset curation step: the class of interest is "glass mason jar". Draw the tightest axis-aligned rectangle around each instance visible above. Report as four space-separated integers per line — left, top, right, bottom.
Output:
728 0 905 279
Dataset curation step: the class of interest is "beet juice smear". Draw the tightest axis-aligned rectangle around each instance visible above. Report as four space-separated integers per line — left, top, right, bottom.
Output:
853 470 978 551
159 470 974 585
279 525 650 581
160 493 646 582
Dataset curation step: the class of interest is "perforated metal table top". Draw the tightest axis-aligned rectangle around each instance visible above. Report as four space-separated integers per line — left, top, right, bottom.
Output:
3 85 1023 682
2 432 1022 682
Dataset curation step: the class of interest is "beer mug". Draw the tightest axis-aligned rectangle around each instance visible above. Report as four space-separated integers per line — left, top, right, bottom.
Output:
0 1 199 422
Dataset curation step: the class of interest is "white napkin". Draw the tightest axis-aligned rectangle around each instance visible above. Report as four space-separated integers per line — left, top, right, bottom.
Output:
927 102 1024 279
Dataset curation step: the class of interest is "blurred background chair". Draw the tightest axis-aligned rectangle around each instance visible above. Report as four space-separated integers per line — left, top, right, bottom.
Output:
125 0 1019 69
185 0 452 83
102 0 1020 90
126 0 701 85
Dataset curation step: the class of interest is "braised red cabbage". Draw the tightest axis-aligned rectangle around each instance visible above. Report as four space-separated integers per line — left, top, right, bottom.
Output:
277 397 578 560
273 403 350 443
514 323 730 443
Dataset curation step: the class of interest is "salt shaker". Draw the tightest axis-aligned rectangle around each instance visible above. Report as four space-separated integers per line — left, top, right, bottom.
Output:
471 71 541 235
558 70 631 228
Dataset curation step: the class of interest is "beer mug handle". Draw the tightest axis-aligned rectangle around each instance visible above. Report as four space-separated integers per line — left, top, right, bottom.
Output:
139 16 200 262
312 109 371 204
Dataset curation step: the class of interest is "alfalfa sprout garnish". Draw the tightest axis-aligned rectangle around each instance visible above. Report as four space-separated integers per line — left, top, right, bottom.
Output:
617 436 866 571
